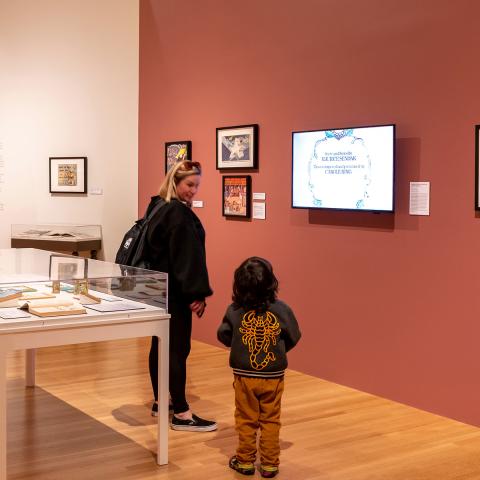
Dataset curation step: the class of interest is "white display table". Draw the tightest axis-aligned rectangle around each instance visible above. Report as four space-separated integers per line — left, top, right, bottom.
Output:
0 249 170 479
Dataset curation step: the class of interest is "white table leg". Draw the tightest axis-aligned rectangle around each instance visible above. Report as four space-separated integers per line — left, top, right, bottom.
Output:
0 350 7 480
157 326 169 465
25 348 36 387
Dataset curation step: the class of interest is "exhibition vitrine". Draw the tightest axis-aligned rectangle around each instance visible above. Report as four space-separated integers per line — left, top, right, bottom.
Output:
10 224 103 258
0 248 170 479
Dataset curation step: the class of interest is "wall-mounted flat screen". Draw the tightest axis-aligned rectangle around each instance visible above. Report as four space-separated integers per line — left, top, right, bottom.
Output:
292 124 395 212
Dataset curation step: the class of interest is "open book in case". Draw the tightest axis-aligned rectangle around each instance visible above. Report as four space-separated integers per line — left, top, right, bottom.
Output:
0 248 168 320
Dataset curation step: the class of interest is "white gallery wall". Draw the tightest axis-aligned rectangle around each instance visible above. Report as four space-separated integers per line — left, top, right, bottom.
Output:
0 0 139 260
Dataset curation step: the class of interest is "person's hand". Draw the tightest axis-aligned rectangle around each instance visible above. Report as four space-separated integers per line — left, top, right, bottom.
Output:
190 300 206 317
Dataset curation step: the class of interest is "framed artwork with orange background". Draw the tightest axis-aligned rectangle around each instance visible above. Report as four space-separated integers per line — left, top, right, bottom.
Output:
222 175 251 218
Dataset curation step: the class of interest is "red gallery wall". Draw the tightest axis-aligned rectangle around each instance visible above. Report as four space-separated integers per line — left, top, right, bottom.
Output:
139 0 480 426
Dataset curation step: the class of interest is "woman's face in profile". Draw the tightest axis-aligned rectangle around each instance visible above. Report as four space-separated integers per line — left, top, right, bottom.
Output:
176 174 201 204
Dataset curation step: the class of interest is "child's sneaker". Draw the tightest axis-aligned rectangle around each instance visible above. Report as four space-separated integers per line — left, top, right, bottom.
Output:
259 464 279 478
170 413 217 432
229 456 255 476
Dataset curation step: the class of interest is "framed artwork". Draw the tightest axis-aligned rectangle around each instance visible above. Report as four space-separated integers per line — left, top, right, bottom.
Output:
216 124 258 170
222 175 251 218
476 125 480 210
165 141 192 173
49 157 87 193
49 254 88 281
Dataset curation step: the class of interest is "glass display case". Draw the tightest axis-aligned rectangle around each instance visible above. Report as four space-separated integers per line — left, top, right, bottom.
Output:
0 248 167 322
10 224 102 258
0 248 171 475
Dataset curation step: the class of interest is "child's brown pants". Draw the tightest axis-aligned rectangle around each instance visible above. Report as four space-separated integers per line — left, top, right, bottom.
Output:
233 375 284 466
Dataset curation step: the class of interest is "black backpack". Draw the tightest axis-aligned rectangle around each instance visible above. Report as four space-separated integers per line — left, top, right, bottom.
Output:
115 198 166 268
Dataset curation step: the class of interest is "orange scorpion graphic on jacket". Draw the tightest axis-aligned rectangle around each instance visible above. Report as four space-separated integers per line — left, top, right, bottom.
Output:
217 300 301 379
240 310 281 370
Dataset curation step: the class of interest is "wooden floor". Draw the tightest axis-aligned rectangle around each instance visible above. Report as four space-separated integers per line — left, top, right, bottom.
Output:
6 339 480 480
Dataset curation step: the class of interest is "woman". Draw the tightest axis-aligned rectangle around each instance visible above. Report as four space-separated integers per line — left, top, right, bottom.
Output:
146 160 216 432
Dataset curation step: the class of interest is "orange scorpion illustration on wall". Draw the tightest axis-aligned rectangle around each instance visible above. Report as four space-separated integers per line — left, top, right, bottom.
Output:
239 310 281 370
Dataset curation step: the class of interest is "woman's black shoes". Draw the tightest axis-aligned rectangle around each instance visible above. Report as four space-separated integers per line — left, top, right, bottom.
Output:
150 401 173 417
170 413 217 432
151 402 216 431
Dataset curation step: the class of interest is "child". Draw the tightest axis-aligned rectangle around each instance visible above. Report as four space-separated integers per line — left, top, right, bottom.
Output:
217 257 301 478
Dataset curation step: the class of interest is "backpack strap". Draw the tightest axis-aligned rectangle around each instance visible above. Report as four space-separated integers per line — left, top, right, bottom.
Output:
145 198 166 222
127 198 166 269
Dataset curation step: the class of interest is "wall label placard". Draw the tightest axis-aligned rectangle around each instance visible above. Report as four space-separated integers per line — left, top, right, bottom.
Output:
409 182 430 216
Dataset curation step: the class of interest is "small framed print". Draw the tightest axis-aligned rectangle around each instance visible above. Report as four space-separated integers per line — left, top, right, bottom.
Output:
222 175 251 218
49 157 87 193
216 124 258 170
165 141 192 173
49 254 88 281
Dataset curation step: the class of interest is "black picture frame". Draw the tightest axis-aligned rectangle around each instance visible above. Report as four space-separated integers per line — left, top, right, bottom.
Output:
216 124 258 170
165 141 192 173
222 175 251 218
475 125 480 210
49 157 87 194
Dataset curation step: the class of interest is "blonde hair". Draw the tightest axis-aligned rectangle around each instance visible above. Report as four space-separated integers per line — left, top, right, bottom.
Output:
158 160 202 202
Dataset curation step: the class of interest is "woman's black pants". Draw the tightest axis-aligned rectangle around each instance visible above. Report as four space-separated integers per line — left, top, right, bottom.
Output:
149 301 192 414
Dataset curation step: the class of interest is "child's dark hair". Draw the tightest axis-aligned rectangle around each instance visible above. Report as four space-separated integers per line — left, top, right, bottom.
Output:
232 256 278 312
